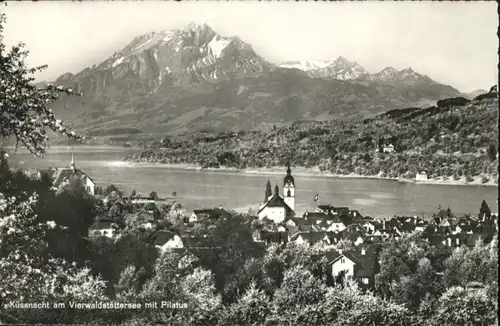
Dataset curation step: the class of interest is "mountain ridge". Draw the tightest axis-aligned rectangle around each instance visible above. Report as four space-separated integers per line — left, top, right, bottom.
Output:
46 22 464 137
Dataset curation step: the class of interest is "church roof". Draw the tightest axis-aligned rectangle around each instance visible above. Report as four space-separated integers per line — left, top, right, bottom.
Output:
258 193 293 214
44 153 95 188
51 168 93 188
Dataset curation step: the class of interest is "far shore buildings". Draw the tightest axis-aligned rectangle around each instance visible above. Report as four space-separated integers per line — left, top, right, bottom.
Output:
41 153 96 195
415 171 428 182
382 144 395 153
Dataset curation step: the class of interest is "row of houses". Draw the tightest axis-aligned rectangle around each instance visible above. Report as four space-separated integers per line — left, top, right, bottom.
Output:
254 205 497 247
87 207 497 290
252 180 497 288
85 166 496 290
147 226 383 290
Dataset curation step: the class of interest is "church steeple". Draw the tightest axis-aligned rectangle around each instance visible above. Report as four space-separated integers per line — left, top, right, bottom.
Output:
70 152 75 172
283 164 295 212
284 164 295 186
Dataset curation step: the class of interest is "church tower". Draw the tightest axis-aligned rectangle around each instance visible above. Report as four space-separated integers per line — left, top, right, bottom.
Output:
283 165 295 211
70 152 76 172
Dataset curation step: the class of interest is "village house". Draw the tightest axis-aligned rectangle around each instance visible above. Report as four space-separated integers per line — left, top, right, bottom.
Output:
252 230 289 245
426 232 482 249
415 171 428 181
303 211 330 223
316 205 335 214
41 153 96 195
325 215 347 232
340 224 367 245
383 144 395 153
124 212 155 228
333 206 350 216
361 220 378 234
153 230 184 252
175 249 200 269
282 217 320 235
333 231 348 244
124 195 156 205
189 209 220 223
326 245 380 289
363 234 383 244
88 218 115 238
290 232 330 246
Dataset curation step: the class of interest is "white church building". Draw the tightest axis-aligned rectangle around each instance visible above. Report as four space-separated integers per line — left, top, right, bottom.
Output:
257 166 296 223
42 153 96 195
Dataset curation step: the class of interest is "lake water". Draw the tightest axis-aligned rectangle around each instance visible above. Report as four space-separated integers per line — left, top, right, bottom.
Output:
5 146 498 218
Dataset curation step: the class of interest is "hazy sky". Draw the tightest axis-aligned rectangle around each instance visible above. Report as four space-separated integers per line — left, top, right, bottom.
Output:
2 1 498 92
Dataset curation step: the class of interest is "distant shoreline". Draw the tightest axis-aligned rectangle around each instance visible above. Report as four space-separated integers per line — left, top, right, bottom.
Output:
124 161 498 187
6 145 496 187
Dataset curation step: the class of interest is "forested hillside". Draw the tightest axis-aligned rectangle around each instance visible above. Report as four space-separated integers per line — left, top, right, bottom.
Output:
127 94 498 184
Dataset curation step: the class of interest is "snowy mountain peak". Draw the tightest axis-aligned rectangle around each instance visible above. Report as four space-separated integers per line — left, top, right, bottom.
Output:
187 21 209 29
334 56 355 65
367 66 435 86
77 22 271 88
279 57 368 80
379 67 398 74
279 60 327 71
186 21 210 31
400 67 418 76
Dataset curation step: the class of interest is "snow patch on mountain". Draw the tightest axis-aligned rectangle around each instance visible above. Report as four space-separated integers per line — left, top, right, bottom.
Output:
279 57 369 80
237 85 245 95
162 32 174 43
112 57 125 68
133 38 153 51
209 36 231 58
280 60 334 71
375 67 398 78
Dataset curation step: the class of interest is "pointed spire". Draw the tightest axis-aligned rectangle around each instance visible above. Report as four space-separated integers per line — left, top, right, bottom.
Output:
70 152 75 171
274 182 279 195
284 163 295 186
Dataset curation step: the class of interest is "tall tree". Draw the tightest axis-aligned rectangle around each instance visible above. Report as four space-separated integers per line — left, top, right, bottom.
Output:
149 191 158 200
189 211 265 302
0 15 105 323
479 199 491 220
0 13 82 156
486 143 497 162
218 281 271 325
265 180 272 200
104 184 122 196
432 286 497 326
268 265 329 325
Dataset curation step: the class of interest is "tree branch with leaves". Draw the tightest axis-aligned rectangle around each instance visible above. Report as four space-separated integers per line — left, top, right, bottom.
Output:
0 13 82 156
